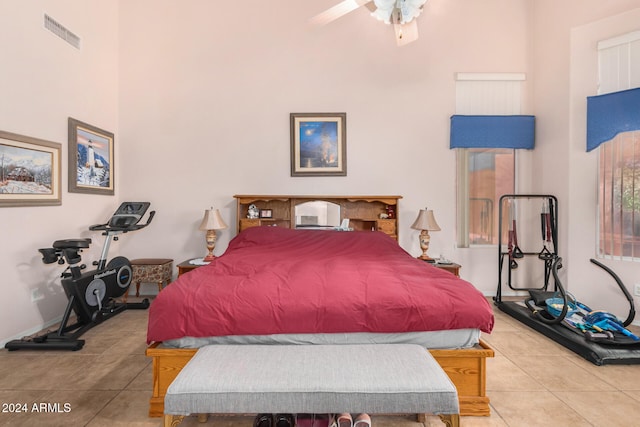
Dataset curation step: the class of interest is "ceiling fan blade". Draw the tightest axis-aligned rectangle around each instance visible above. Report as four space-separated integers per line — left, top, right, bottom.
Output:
394 19 419 46
363 1 377 13
309 0 373 26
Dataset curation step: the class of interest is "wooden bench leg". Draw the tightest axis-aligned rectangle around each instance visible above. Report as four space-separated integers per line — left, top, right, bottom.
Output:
418 413 459 426
438 414 460 427
164 414 185 427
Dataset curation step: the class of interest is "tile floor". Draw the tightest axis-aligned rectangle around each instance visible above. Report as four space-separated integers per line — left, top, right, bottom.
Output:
1 298 639 426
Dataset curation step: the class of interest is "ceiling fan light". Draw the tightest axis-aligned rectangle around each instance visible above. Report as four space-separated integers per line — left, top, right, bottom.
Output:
313 0 425 46
398 0 427 24
372 0 427 25
371 0 396 24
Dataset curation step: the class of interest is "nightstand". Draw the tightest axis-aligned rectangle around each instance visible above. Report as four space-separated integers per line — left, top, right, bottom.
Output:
434 262 461 277
177 259 209 277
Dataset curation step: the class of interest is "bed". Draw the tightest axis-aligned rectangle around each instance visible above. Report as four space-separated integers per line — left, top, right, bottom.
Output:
146 197 495 417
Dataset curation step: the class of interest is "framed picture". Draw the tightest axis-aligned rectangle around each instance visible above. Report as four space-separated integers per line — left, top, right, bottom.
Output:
259 209 273 219
290 112 347 176
0 130 61 207
68 117 114 195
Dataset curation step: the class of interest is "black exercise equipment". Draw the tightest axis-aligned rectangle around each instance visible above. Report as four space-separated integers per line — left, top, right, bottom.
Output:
494 194 640 365
496 195 558 297
5 202 155 351
507 199 525 269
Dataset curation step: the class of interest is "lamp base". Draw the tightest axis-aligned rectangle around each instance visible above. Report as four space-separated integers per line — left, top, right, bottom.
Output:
203 229 217 262
418 255 436 263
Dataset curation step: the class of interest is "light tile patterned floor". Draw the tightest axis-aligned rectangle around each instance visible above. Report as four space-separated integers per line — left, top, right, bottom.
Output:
0 298 639 426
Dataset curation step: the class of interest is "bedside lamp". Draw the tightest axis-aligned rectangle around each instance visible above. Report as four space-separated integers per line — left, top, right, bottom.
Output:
198 207 227 262
411 208 441 263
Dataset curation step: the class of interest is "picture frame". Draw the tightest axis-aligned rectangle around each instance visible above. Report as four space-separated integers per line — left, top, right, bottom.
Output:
0 130 62 207
290 112 347 176
68 117 114 195
259 209 273 219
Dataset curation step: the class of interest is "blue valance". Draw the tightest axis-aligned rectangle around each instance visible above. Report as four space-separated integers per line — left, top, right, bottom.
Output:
450 115 535 149
586 87 640 152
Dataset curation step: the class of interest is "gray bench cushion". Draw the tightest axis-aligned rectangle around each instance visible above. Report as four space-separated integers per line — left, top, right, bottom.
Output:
165 344 459 415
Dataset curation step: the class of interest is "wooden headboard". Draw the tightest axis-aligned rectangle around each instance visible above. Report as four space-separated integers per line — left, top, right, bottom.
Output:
234 195 402 241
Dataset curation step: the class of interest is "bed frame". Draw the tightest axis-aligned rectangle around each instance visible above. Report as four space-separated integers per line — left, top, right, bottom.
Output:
145 195 494 417
146 340 494 417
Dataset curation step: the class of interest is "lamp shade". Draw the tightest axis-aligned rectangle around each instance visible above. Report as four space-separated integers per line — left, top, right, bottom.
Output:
411 209 441 231
198 208 227 231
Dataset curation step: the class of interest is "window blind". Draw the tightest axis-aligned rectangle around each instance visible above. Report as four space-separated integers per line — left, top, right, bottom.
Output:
454 74 524 248
450 115 535 149
587 88 640 152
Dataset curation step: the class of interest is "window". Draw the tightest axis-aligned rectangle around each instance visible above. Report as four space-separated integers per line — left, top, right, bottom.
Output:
465 148 515 245
454 74 526 247
598 131 640 258
596 31 640 260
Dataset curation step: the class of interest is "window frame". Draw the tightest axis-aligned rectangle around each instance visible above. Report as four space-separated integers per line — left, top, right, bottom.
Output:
457 147 516 247
454 73 525 248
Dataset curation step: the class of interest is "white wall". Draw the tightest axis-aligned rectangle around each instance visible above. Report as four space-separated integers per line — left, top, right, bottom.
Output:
2 0 640 345
116 0 531 295
531 1 640 322
0 1 120 344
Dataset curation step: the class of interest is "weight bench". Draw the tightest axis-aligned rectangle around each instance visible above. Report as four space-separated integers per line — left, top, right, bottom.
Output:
164 344 459 427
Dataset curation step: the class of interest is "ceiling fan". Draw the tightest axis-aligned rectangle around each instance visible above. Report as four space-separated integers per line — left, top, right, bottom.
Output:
310 0 428 46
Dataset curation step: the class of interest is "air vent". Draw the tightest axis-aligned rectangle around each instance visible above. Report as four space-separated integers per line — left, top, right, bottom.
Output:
44 13 81 49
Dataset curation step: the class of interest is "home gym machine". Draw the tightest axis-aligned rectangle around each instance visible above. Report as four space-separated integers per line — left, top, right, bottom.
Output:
495 194 559 301
5 202 155 351
494 194 640 365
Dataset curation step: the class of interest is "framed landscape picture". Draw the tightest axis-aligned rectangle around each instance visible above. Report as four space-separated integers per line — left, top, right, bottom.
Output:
290 112 347 176
68 117 114 195
0 130 61 207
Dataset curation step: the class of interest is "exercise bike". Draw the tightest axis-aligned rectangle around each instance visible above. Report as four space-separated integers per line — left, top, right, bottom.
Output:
5 202 155 351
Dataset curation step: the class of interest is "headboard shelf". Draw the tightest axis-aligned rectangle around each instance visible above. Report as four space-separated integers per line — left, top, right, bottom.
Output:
234 195 402 240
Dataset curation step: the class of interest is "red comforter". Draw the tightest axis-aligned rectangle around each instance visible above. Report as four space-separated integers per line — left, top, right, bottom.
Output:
147 226 493 343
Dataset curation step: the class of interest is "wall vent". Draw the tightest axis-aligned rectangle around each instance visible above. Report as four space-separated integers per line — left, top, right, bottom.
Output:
44 13 81 49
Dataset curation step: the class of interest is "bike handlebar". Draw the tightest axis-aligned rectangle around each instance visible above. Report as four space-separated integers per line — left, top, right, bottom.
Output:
89 210 155 233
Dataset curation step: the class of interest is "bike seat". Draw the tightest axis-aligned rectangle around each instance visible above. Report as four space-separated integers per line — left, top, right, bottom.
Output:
108 214 141 229
52 239 92 249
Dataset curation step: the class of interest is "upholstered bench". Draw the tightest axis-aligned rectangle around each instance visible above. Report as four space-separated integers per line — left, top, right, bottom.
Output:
164 344 459 427
126 258 173 302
